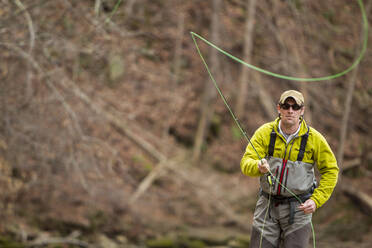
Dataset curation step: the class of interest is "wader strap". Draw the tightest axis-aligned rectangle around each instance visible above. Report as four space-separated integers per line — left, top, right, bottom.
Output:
296 127 310 162
268 128 276 157
260 190 312 225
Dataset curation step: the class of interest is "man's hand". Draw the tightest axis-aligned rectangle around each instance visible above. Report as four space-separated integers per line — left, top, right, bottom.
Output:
258 159 270 174
299 199 317 214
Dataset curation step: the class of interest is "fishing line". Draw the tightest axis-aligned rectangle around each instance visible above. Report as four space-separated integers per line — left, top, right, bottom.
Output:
105 0 123 23
191 33 262 160
191 0 368 82
190 1 368 247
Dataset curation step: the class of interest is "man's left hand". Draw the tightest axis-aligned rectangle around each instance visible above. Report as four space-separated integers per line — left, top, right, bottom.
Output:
299 199 316 214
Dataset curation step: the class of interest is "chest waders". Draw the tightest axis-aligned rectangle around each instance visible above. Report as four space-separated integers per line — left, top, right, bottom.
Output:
261 127 314 225
253 126 316 248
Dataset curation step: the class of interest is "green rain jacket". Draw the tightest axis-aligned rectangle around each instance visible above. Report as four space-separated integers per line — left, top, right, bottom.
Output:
240 118 339 208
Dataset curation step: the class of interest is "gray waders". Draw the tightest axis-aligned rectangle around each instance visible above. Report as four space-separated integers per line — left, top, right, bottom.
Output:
249 127 314 248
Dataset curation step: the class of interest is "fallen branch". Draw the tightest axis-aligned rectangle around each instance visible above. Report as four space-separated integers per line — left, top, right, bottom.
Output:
26 237 93 248
60 78 167 162
342 158 361 171
341 184 372 215
128 159 168 205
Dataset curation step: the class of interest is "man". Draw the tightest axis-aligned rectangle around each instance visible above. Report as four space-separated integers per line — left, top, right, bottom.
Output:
240 90 339 248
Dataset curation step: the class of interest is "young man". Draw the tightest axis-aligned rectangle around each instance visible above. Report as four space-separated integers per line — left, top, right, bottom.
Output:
240 90 339 248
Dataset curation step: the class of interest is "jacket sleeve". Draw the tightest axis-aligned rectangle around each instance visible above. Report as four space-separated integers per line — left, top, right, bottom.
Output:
310 131 339 208
240 125 269 177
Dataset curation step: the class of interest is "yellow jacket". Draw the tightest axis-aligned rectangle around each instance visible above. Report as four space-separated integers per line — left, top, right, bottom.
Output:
240 118 339 208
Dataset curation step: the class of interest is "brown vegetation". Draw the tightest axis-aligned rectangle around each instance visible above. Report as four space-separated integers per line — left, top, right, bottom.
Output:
0 0 372 247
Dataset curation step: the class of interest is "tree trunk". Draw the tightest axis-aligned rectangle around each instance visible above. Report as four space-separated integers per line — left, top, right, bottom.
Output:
255 73 277 119
235 0 258 118
192 0 221 162
336 2 371 210
125 0 137 16
336 0 371 175
94 0 101 16
15 0 35 103
337 66 358 173
171 3 185 84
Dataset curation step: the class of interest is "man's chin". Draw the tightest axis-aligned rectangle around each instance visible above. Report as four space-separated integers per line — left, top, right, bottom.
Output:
282 118 296 125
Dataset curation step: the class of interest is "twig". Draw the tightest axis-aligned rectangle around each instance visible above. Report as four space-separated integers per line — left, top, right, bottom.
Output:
14 0 35 50
128 159 168 205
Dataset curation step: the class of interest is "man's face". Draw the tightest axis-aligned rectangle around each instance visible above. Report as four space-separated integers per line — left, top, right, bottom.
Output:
277 98 305 126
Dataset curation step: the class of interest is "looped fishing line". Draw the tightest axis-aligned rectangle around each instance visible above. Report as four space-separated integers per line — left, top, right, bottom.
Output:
191 0 368 82
190 1 368 247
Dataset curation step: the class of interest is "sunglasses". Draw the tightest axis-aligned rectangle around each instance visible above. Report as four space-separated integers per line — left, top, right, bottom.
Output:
280 103 303 110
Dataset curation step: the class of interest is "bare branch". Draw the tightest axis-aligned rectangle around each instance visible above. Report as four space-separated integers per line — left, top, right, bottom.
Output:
14 0 35 50
193 0 221 162
341 183 372 215
59 77 167 162
235 0 258 118
128 159 168 205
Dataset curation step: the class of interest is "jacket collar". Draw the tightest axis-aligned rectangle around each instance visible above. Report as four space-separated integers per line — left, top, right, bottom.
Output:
274 117 309 137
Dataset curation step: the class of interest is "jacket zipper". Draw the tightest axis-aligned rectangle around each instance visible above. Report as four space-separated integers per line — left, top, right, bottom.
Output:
283 167 289 193
276 135 297 196
277 158 288 195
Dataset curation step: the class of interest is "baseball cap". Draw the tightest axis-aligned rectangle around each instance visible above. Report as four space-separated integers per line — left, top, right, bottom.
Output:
279 90 304 106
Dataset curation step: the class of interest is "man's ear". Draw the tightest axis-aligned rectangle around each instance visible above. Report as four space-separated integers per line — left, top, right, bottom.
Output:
276 104 281 114
300 106 305 115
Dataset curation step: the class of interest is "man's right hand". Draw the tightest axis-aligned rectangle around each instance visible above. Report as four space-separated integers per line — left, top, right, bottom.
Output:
258 159 270 174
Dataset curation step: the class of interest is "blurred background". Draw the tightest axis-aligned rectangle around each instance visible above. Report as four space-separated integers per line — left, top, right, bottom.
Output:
1 0 372 247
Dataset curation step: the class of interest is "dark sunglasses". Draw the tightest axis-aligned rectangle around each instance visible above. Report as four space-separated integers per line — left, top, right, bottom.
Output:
280 103 303 110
